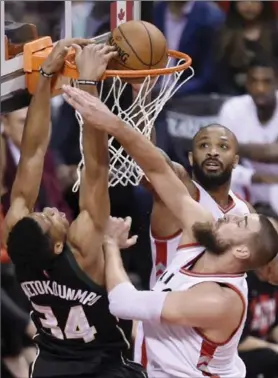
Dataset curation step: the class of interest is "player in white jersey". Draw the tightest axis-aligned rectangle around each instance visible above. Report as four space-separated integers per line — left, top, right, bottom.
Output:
61 87 278 377
136 125 251 365
149 125 252 289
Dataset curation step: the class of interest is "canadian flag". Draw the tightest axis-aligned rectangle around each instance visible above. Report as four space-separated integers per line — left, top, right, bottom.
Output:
110 1 133 30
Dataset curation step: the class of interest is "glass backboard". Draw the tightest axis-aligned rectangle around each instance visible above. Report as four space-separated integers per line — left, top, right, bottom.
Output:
1 1 141 113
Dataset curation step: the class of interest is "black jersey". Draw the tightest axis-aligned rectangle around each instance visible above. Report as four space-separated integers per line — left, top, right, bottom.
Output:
15 245 132 358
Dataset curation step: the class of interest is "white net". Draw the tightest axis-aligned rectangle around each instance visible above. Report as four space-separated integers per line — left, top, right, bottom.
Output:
72 55 194 192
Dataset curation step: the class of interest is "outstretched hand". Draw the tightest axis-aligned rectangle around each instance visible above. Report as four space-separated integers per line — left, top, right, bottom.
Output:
72 43 118 81
42 38 92 75
105 216 138 249
62 85 118 132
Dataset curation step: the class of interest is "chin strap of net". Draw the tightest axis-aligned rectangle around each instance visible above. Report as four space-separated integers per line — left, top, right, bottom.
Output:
72 57 194 192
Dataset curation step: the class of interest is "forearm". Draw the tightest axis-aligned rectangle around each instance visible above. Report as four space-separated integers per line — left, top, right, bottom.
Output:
239 143 278 163
103 239 130 292
80 84 109 178
20 76 52 158
239 336 273 351
80 84 109 223
104 239 167 321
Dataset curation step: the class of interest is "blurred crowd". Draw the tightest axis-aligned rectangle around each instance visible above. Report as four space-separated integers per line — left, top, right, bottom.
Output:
2 1 278 377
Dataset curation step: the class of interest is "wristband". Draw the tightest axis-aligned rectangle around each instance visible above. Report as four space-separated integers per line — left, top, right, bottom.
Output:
108 282 167 322
39 67 55 78
76 80 99 86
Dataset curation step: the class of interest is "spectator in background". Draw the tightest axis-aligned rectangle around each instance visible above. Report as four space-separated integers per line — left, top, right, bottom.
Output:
238 206 278 378
218 57 278 213
216 1 278 95
1 107 73 221
60 1 111 39
154 1 224 96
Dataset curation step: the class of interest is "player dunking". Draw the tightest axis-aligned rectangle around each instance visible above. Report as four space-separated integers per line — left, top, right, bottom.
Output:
135 124 252 365
62 86 278 377
4 41 145 378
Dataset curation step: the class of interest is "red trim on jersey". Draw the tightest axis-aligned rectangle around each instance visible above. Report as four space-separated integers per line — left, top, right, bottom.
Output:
217 195 236 214
196 187 200 202
141 337 148 368
151 228 182 241
180 268 245 278
154 239 168 278
195 283 246 346
196 339 219 377
180 251 244 278
234 193 253 212
177 243 200 251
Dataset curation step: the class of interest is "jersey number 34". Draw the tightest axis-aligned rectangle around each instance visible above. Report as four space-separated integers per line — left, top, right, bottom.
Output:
31 302 96 343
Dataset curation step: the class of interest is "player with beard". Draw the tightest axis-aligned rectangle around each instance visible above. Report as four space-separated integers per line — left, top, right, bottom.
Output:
148 124 251 289
135 124 252 365
60 86 278 377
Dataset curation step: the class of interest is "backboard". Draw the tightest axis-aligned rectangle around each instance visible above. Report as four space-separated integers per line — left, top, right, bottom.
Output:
1 1 141 114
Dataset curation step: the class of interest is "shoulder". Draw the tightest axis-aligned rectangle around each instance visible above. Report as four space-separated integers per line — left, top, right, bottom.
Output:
218 95 253 132
190 281 244 313
219 95 251 114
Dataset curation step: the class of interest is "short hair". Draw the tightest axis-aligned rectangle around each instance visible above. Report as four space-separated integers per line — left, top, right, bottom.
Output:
192 124 239 152
247 56 276 73
7 217 54 269
248 215 278 269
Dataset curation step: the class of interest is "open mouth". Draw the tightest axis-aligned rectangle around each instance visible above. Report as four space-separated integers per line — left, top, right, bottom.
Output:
204 160 221 171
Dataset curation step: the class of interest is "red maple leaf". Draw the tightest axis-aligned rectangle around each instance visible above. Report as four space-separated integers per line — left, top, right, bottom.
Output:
118 8 125 22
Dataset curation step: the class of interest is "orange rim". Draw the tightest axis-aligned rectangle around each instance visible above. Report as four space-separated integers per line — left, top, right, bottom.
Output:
64 50 192 80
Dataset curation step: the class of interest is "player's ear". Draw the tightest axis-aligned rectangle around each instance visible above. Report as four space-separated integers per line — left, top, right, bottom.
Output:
232 245 250 261
54 242 64 255
233 154 239 169
188 151 193 167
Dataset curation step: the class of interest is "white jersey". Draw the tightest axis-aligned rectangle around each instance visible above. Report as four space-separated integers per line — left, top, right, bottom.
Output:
149 181 250 288
134 181 250 365
145 245 248 378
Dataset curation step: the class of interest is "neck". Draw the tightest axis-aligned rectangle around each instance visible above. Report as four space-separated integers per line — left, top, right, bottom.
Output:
257 99 276 124
193 176 231 208
193 252 239 275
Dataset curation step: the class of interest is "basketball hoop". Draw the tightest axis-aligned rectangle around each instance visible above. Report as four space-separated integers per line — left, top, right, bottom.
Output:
23 38 194 189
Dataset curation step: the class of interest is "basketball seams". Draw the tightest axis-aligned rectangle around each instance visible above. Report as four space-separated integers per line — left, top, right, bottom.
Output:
139 21 153 67
118 25 151 67
152 42 168 67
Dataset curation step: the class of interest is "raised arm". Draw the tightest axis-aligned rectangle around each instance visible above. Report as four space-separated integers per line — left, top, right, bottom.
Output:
4 39 89 243
67 44 118 263
62 88 213 241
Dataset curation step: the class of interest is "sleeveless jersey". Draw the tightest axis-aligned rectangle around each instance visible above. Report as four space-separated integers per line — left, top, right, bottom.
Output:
134 181 250 365
15 245 131 358
145 245 248 378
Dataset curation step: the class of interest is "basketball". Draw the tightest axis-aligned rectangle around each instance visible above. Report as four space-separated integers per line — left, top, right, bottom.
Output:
107 20 168 79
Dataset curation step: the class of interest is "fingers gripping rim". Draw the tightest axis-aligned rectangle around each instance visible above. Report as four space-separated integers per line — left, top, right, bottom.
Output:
64 50 192 80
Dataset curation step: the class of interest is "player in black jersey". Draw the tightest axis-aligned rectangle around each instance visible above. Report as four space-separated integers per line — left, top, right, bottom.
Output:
4 39 146 378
